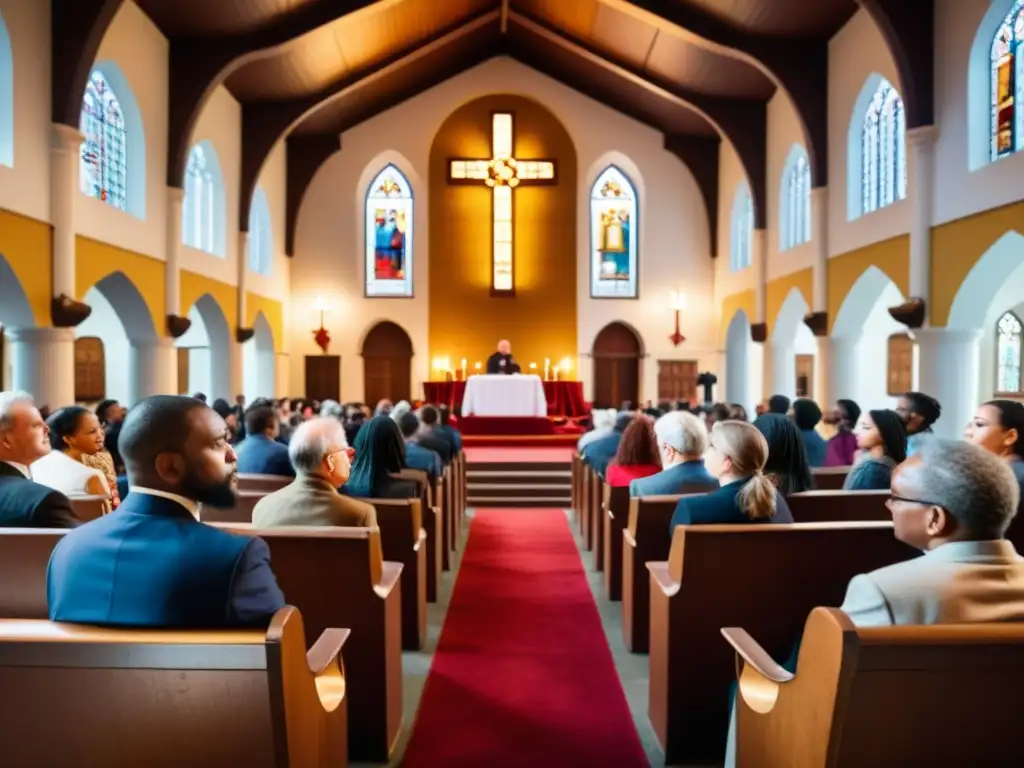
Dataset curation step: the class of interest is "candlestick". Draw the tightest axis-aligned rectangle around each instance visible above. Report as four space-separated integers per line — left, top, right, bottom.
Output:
461 358 467 381
544 357 550 381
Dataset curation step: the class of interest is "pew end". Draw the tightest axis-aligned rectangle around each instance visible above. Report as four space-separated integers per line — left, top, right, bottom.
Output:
67 493 111 521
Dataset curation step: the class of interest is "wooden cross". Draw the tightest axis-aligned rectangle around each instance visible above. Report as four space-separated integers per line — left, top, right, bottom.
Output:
448 112 558 296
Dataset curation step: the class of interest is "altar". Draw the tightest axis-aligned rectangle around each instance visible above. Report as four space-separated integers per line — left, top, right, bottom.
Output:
423 378 586 417
461 374 546 417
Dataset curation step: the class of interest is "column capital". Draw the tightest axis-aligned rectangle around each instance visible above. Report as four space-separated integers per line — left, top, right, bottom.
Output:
51 123 85 151
910 327 983 345
3 326 75 344
166 186 185 205
131 336 176 351
906 125 939 148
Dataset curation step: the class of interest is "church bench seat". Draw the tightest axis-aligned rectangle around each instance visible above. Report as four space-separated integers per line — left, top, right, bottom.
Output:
0 529 68 619
602 484 631 600
725 607 1024 767
0 606 349 767
67 494 111 521
215 524 403 762
571 453 583 531
238 473 293 493
200 490 266 524
810 466 851 490
647 522 918 765
786 489 890 522
583 464 600 552
395 469 442 603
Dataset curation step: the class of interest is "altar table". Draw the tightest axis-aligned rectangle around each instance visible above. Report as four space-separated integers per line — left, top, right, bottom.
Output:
461 374 547 417
423 379 586 417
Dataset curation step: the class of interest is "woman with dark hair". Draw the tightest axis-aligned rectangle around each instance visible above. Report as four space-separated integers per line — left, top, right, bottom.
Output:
31 406 113 503
341 415 418 499
606 417 662 487
752 413 814 495
824 398 861 467
964 400 1024 488
790 398 827 467
842 409 907 490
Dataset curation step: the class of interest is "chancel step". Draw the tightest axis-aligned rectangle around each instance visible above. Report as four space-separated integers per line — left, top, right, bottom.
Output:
466 458 573 508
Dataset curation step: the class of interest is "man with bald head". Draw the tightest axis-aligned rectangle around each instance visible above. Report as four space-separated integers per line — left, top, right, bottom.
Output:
486 339 520 375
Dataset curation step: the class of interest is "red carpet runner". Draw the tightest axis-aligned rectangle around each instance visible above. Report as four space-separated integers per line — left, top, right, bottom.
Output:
403 508 647 767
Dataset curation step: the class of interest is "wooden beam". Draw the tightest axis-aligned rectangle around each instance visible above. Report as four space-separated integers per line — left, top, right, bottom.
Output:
285 135 341 257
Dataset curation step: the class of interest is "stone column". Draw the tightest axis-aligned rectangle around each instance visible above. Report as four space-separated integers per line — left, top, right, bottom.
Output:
752 228 771 400
165 187 184 322
51 124 85 302
912 328 981 440
7 327 75 408
811 186 831 408
827 337 861 403
907 126 938 303
130 337 177 402
230 231 249 401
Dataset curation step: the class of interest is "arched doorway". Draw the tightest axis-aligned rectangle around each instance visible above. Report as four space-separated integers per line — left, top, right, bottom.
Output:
174 294 231 400
243 311 275 402
0 253 36 391
592 322 642 408
362 321 413 405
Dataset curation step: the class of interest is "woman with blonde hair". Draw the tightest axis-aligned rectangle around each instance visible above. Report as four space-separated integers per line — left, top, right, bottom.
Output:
669 420 793 531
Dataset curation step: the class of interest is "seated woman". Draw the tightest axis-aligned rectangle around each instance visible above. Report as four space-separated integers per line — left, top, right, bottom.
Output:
31 407 111 501
341 415 418 499
964 399 1024 491
842 409 907 490
670 420 793 530
605 417 662 487
790 398 827 467
752 413 814 495
824 398 861 467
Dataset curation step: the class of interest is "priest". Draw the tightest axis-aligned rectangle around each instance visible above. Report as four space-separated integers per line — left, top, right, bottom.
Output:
486 339 520 375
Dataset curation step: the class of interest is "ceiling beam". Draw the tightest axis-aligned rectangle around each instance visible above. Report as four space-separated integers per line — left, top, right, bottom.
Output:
500 0 510 34
607 0 828 188
166 0 390 188
51 0 125 126
664 135 720 258
285 134 342 257
857 0 935 128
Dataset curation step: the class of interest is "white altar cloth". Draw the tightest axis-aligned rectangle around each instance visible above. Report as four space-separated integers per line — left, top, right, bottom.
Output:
461 374 548 417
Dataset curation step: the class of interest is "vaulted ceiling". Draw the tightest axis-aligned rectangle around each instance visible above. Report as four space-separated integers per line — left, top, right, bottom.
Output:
53 0 934 255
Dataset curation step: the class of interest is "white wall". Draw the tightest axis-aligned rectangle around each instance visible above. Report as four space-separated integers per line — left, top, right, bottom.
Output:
74 287 131 404
978 268 1024 402
827 8 909 257
247 140 291 307
292 56 718 403
766 89 816 282
0 0 51 222
714 140 756 304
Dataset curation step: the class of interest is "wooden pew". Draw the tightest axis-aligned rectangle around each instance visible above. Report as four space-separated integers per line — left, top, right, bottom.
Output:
579 463 591 541
238 473 293 493
585 466 601 552
0 606 349 767
440 466 453 567
647 522 917 765
395 469 441 604
786 489 890 522
219 525 403 762
725 607 1024 767
0 529 67 618
571 453 582 530
365 498 427 651
602 484 631 599
68 494 111 521
811 465 850 490
198 490 266 524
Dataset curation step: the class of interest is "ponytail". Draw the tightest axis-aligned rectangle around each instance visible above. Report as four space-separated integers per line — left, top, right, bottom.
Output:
736 471 778 520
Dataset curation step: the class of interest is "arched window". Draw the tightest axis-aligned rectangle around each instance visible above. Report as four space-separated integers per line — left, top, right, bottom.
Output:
997 310 1023 392
0 8 13 168
248 186 272 276
79 70 127 211
730 182 753 272
779 145 811 251
590 165 638 299
992 0 1024 159
860 77 907 216
182 142 224 256
365 164 414 297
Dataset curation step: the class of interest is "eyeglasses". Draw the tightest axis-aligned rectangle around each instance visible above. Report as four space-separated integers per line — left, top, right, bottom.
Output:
886 494 944 509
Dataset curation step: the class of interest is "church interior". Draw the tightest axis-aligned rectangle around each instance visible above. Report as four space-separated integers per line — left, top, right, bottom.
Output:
2 0 1024 765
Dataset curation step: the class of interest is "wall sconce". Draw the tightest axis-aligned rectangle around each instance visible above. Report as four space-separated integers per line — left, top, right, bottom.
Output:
312 296 331 353
668 290 687 347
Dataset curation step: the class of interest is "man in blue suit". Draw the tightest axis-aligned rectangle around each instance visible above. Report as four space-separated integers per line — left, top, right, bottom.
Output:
48 395 286 628
235 405 295 477
397 412 443 479
630 411 718 497
583 412 634 478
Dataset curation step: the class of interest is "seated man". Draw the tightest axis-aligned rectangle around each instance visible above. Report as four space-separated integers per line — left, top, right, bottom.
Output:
630 411 718 498
583 412 634 479
437 405 462 452
417 404 455 464
578 408 616 452
235 405 295 477
397 411 443 480
47 395 286 628
0 391 78 528
253 417 375 528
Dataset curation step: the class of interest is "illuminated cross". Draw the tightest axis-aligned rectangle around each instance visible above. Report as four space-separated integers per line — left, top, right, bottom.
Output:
448 112 557 296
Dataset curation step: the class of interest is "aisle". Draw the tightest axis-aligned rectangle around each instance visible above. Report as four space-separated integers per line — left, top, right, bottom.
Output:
402 508 647 767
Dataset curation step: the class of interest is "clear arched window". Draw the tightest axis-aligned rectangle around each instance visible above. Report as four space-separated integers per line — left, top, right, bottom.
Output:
992 1 1024 159
79 70 127 211
183 143 220 255
0 8 13 167
730 182 753 272
365 164 414 297
248 186 272 276
861 77 907 215
590 165 639 298
780 145 811 251
997 310 1023 392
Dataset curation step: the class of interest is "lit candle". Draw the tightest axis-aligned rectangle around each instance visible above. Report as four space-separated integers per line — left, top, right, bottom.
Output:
461 358 467 381
529 362 537 371
474 361 482 372
544 357 550 380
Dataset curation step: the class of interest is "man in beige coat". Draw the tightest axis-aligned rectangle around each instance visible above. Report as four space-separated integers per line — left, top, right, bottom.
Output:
253 417 376 528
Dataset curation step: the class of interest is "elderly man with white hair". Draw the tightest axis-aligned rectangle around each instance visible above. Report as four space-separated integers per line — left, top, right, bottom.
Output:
578 408 617 451
252 417 375 528
629 410 719 498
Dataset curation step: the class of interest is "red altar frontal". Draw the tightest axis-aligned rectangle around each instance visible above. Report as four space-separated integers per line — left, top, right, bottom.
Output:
423 380 586 417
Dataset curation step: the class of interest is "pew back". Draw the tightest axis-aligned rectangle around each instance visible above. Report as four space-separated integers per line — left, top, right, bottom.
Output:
811 466 850 490
68 494 111 521
786 490 890 522
238 473 293 493
0 529 68 618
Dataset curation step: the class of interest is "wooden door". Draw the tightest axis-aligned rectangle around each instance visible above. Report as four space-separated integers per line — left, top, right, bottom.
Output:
305 356 341 402
887 333 913 395
592 322 642 409
795 354 814 398
657 360 697 404
177 348 190 395
362 322 413 405
74 337 105 403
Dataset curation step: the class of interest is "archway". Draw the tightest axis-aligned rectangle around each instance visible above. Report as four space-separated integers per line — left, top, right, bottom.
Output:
74 271 158 405
174 293 231 400
725 310 759 416
770 288 816 400
591 322 642 409
0 253 35 390
831 265 908 408
243 311 276 403
362 321 413 406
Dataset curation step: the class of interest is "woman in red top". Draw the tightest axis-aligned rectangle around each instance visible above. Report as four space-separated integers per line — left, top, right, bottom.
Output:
606 416 662 486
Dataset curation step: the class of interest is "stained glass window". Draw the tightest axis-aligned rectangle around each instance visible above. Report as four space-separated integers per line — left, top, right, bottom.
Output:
183 144 216 254
780 145 811 251
991 1 1024 159
730 182 753 272
365 164 413 297
861 77 906 216
248 186 272 276
590 166 638 298
997 311 1023 393
79 70 127 211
